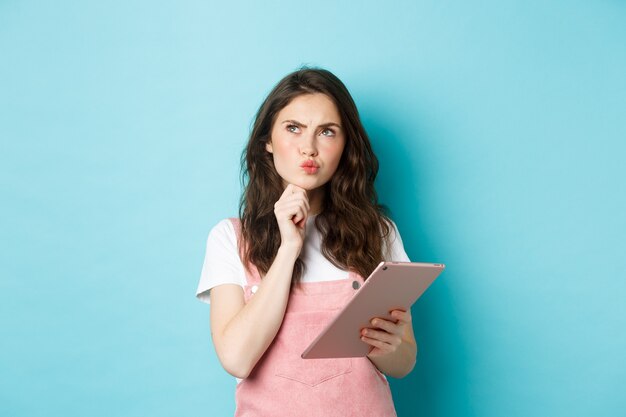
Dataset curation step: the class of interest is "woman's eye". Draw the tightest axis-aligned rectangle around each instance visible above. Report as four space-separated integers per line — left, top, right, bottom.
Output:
287 125 300 133
321 128 335 137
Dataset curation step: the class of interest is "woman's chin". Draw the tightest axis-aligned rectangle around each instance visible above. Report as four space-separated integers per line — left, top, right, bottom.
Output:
282 179 314 191
280 175 329 192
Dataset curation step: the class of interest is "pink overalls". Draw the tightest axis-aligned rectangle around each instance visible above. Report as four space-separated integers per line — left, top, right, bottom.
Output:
230 218 397 417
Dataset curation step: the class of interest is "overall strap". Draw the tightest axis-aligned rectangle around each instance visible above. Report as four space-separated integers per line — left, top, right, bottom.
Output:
348 270 365 285
228 217 262 286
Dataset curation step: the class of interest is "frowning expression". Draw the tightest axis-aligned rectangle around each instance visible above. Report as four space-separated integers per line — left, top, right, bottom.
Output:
266 93 346 191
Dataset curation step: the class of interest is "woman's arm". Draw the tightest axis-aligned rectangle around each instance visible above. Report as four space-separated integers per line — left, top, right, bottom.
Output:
363 220 417 377
210 245 299 379
210 184 310 379
361 309 418 378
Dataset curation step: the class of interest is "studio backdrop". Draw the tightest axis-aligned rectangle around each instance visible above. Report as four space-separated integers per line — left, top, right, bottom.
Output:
1 1 624 416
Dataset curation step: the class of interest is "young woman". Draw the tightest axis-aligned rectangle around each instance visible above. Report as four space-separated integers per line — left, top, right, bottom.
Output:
196 68 416 416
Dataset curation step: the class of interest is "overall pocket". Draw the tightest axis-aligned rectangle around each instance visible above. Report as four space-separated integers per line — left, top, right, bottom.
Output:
274 311 353 387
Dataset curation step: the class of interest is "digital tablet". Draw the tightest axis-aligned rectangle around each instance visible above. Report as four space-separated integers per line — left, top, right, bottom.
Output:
301 261 445 359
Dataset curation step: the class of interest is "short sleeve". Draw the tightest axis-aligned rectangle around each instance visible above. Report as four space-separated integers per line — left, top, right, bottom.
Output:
195 219 246 304
383 219 411 262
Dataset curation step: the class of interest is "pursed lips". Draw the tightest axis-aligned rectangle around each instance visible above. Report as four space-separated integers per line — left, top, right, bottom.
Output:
300 160 319 174
300 160 319 168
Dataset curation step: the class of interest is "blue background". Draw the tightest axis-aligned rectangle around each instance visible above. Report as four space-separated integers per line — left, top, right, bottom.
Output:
1 1 625 416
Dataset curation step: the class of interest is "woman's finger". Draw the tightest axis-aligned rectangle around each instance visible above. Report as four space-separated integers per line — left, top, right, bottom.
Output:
282 190 310 211
390 309 412 324
360 335 393 352
370 318 403 336
274 184 311 244
361 328 402 346
277 187 309 212
291 207 306 225
283 183 307 198
276 201 307 220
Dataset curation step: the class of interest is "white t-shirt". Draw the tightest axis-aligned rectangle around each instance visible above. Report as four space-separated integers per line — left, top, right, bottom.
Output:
196 214 411 303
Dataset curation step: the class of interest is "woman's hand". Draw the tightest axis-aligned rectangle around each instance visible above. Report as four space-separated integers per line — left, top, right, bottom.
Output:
273 183 310 252
361 309 412 357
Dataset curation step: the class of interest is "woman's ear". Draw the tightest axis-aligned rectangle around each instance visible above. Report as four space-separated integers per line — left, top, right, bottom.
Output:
265 141 273 153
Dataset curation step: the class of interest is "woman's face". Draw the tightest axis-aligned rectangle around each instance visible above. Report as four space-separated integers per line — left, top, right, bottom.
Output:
267 93 346 191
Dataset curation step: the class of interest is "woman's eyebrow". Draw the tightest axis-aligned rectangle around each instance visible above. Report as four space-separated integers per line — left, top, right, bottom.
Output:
281 119 342 129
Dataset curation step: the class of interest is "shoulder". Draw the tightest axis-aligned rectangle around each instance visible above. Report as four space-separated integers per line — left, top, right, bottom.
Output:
196 218 245 304
381 217 411 262
381 217 402 240
203 218 243 260
207 218 239 246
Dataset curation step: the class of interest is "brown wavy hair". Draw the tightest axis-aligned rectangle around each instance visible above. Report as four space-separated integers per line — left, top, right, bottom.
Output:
239 67 391 282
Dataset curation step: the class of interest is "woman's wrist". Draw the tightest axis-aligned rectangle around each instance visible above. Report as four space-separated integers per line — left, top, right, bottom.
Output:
276 244 301 262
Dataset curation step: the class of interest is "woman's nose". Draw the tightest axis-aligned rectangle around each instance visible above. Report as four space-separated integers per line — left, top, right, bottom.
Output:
300 134 318 156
